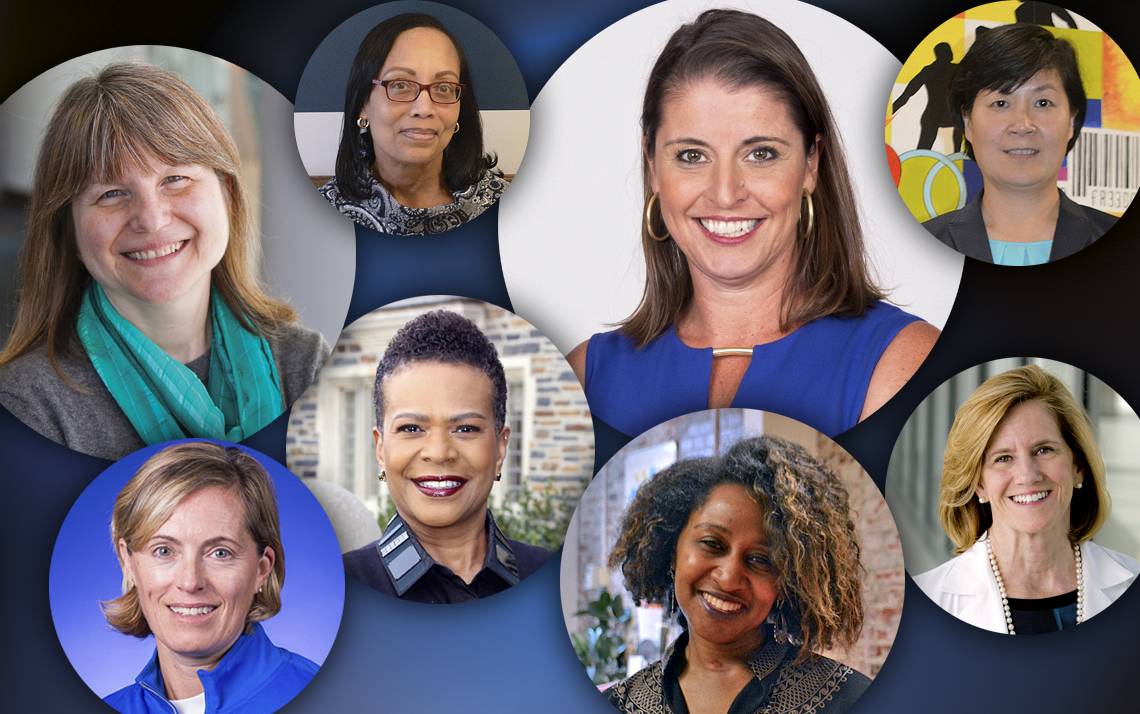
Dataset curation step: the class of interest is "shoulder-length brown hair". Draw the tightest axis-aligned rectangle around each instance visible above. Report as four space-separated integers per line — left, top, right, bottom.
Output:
622 9 883 347
0 61 297 374
939 365 1109 552
102 441 286 636
609 436 863 660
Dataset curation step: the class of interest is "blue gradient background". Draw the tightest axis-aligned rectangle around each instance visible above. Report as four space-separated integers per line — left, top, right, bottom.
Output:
1 0 1139 712
47 441 344 698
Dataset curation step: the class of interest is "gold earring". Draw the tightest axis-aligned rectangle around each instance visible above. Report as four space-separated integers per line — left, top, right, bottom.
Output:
800 190 814 238
645 193 669 241
357 116 369 133
454 121 460 134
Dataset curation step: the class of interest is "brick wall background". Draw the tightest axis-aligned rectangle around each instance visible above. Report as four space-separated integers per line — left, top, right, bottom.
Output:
563 409 903 679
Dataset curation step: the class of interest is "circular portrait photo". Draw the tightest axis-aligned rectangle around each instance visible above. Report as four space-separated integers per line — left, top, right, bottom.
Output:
561 408 903 713
887 358 1140 635
294 1 529 236
500 0 960 441
287 296 593 604
0 46 355 460
886 1 1140 265
48 440 344 711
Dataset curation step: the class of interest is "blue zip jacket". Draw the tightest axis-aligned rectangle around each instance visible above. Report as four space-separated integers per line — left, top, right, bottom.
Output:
103 623 319 713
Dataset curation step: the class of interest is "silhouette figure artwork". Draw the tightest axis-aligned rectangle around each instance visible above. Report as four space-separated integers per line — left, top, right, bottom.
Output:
891 42 961 153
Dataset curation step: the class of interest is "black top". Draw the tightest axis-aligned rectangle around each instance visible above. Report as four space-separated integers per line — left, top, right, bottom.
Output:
606 629 871 714
922 188 1117 263
343 511 550 603
1008 589 1079 635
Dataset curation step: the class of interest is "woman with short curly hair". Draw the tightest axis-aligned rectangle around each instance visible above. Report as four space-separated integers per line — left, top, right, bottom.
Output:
605 435 869 714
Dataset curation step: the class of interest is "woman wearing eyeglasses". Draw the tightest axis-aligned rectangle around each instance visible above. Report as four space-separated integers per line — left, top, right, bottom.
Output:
320 13 507 235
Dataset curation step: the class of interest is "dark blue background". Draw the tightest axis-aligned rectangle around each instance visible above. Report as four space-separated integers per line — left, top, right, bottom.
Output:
2 0 1139 711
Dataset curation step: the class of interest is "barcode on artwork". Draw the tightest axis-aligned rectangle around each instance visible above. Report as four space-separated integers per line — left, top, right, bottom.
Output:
1066 128 1140 212
1085 186 1137 213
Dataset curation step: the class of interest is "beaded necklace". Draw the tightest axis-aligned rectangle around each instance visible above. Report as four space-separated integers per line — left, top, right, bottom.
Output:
984 534 1084 635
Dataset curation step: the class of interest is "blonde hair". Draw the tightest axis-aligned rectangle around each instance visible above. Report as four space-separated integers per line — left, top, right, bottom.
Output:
939 365 1109 552
0 61 297 375
102 442 285 636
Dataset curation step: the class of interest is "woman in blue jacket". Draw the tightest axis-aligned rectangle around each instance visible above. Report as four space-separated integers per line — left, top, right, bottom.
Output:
101 442 319 713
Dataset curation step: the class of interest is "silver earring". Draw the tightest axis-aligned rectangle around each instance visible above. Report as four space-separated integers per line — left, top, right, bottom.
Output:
357 116 369 133
1075 481 1083 489
768 598 791 644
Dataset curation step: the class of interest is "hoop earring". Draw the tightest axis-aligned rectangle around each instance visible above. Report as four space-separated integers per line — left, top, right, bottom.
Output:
645 193 670 242
799 190 814 239
453 121 460 134
357 116 370 133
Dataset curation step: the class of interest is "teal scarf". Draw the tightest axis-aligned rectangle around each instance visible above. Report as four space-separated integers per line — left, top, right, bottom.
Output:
77 283 284 444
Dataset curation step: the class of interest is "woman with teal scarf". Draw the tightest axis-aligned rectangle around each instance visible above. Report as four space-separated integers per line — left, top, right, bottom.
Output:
0 62 329 459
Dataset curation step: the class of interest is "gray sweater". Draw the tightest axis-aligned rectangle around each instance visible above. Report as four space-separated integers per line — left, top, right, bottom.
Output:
0 323 329 460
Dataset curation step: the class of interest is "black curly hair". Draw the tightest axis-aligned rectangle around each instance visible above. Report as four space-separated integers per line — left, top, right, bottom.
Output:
373 309 507 429
608 435 863 658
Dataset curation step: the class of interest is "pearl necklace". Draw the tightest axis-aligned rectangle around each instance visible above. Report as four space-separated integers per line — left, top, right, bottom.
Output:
984 535 1084 635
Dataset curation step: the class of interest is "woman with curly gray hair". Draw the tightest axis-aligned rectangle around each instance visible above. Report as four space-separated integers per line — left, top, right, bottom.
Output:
605 436 868 713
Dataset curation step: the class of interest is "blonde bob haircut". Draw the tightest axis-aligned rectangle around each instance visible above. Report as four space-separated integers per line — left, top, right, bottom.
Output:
939 365 1109 553
0 61 297 375
101 441 286 637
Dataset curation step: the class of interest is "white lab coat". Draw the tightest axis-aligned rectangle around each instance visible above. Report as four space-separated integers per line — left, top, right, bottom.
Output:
915 538 1139 633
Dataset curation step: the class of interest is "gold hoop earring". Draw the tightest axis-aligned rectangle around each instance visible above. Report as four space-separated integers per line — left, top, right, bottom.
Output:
453 121 460 134
357 116 369 133
645 193 670 242
800 190 814 238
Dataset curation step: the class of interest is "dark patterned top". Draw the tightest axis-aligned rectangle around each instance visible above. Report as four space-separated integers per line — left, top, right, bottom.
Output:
605 632 870 714
319 169 507 235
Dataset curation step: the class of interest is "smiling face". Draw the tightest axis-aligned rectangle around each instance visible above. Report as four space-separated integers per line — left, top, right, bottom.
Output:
375 361 509 536
71 156 229 318
673 483 779 651
964 68 1075 194
362 26 462 179
648 77 817 288
119 486 273 669
977 399 1083 542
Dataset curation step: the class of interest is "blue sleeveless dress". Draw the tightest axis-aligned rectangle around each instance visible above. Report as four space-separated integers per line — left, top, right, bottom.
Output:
585 301 922 437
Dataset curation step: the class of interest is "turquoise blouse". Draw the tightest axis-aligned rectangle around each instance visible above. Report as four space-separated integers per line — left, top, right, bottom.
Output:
988 239 1054 266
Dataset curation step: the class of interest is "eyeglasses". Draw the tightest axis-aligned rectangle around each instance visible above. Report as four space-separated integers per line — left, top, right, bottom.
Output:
372 79 463 104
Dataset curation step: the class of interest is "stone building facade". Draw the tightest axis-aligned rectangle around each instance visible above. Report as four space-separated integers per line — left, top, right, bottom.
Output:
287 296 593 520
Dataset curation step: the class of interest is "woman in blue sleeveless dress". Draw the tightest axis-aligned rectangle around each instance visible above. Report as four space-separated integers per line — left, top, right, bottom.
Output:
568 9 939 438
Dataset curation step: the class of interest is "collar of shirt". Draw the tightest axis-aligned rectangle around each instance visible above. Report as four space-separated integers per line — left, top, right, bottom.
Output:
660 629 789 714
133 623 288 712
376 510 521 601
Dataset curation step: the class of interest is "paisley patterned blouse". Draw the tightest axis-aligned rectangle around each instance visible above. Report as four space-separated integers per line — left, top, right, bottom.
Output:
320 168 507 235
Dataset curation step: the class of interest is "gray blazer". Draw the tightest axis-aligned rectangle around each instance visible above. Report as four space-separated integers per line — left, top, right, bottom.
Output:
923 189 1117 263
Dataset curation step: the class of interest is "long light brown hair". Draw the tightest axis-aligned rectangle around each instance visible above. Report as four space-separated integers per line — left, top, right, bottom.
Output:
0 62 297 375
102 441 285 637
622 9 883 347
